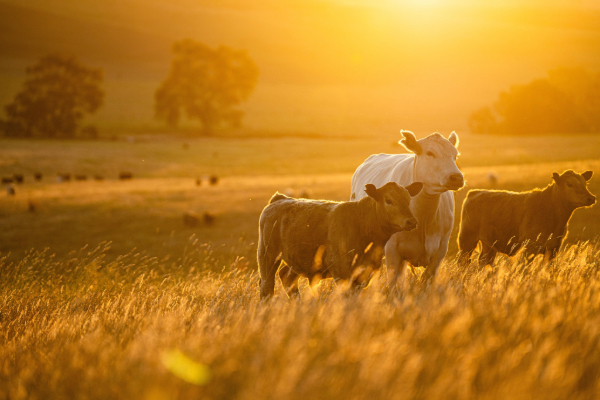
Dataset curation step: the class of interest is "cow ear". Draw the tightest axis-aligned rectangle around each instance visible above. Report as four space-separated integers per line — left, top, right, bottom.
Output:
552 172 561 183
405 182 423 197
398 130 422 155
448 131 459 147
364 184 380 200
582 170 593 181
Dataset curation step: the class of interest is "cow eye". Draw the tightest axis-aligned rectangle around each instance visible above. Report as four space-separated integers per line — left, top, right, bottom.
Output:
426 151 435 157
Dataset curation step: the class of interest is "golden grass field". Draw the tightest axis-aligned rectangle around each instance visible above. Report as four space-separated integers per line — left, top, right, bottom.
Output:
1 133 600 399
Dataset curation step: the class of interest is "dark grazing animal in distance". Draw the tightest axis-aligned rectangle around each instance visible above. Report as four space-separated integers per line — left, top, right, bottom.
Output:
203 212 215 226
209 175 219 185
13 174 24 184
258 181 423 299
74 174 87 181
119 172 133 180
57 173 71 182
183 211 201 227
458 169 596 266
1 177 14 184
34 172 43 181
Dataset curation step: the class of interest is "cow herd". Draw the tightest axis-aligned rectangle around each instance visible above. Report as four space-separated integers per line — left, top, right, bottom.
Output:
3 172 137 196
258 130 597 299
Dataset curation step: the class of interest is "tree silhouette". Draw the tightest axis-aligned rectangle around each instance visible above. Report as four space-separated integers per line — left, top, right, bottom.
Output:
495 79 586 135
548 67 600 132
469 68 600 135
468 106 497 135
0 53 104 138
155 39 259 135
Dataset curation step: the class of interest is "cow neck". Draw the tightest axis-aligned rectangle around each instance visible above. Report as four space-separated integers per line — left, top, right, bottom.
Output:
549 184 576 226
356 197 392 243
411 155 442 225
411 190 441 226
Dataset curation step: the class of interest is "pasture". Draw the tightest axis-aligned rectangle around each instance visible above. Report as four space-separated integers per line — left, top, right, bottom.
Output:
1 133 600 399
1 133 599 264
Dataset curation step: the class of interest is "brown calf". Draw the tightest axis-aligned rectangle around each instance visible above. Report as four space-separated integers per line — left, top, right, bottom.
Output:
458 170 596 266
257 181 423 299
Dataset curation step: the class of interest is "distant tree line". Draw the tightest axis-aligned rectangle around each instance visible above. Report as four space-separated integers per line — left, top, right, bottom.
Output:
0 39 259 139
469 68 600 135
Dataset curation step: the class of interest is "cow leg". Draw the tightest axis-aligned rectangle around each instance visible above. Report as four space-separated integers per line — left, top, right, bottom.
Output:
543 246 559 267
259 257 281 300
384 238 404 290
421 255 442 283
420 238 449 284
478 243 497 267
278 265 300 298
258 237 281 300
457 234 479 268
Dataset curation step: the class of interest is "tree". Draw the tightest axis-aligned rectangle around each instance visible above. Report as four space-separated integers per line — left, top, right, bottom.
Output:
468 106 497 135
469 68 600 135
155 39 259 135
0 53 104 138
495 79 586 135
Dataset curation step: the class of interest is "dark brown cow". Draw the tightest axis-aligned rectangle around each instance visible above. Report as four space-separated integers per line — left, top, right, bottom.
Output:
258 181 423 299
458 170 596 266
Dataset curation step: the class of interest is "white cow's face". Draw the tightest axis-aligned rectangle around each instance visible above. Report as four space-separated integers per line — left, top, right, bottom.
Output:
399 131 464 195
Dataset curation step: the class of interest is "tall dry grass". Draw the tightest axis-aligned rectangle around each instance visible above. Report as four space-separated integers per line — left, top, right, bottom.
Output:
1 238 600 399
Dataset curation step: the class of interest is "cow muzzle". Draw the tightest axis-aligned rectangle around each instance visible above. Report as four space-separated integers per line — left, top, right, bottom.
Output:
445 173 465 190
403 218 418 231
587 196 597 206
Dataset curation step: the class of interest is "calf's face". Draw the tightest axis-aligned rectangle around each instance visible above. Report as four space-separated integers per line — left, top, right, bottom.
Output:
553 170 596 207
364 182 422 232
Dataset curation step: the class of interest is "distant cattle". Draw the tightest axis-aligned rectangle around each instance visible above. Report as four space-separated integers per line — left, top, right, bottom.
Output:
183 211 201 227
203 212 215 226
283 188 312 199
6 185 15 196
350 130 464 287
458 170 596 266
2 177 14 184
74 174 87 181
93 175 104 181
209 175 219 185
119 172 133 180
34 172 43 181
487 172 498 186
196 178 202 186
183 211 215 227
298 188 312 199
13 174 24 184
258 181 422 299
28 200 36 213
57 173 71 182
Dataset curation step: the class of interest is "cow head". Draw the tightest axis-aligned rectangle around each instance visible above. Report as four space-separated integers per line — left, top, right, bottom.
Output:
399 130 464 195
552 170 596 207
364 181 422 233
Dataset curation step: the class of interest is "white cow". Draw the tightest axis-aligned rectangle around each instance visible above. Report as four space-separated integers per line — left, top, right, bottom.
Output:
350 130 464 287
